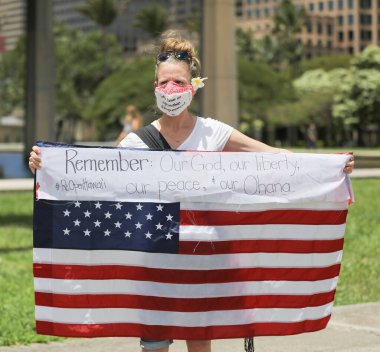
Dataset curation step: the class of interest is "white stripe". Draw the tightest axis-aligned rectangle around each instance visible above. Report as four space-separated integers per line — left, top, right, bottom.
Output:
180 224 346 241
181 201 348 211
35 302 334 326
33 248 343 269
34 277 338 297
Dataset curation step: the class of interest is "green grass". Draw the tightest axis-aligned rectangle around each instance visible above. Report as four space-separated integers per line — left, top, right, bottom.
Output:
0 181 380 346
0 192 63 346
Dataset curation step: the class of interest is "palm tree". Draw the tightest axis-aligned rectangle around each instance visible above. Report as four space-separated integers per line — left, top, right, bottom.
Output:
272 0 307 73
134 4 168 41
78 0 128 76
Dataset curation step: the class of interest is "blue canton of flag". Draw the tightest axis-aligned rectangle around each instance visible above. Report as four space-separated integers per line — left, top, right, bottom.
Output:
34 200 180 253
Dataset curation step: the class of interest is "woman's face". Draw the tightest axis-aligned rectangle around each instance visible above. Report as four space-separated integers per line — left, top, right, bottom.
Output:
156 61 191 87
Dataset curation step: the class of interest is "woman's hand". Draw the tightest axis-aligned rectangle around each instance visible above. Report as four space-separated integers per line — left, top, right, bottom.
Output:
29 146 42 174
344 155 354 174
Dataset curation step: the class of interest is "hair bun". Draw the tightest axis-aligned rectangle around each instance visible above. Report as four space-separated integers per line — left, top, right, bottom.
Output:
157 30 201 78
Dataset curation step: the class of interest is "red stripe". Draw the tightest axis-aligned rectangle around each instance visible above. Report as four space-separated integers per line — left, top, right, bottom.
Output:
36 315 331 338
180 209 347 226
35 291 336 311
179 239 344 255
33 263 341 282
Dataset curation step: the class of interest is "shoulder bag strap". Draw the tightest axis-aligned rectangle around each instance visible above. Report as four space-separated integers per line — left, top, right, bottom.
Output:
134 124 173 150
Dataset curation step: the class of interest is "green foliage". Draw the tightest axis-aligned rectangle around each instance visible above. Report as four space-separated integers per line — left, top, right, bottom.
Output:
299 54 352 74
293 46 380 145
238 55 296 132
84 56 156 139
77 0 125 28
134 4 168 40
236 0 307 73
272 0 307 71
333 68 380 127
352 45 380 70
0 24 123 141
0 37 25 116
293 68 350 94
54 25 123 126
267 92 333 126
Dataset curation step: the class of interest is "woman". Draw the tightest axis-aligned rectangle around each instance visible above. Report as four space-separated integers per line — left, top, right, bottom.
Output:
29 35 354 352
114 105 143 146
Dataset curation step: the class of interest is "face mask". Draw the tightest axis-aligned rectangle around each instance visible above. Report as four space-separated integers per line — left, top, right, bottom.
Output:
155 81 194 117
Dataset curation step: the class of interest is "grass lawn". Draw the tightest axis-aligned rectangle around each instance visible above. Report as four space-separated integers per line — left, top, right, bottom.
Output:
0 180 380 346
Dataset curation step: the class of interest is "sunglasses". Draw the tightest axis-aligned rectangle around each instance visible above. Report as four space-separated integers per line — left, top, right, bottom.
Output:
156 51 192 63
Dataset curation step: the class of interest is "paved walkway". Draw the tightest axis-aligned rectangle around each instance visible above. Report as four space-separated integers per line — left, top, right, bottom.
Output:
0 168 380 192
0 303 379 352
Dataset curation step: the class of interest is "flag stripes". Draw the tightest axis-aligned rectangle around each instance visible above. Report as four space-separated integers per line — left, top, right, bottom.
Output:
35 291 336 311
33 263 342 283
35 316 332 338
35 302 334 326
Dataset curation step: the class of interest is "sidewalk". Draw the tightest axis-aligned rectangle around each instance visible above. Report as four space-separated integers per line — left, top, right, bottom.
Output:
0 168 380 192
0 303 379 352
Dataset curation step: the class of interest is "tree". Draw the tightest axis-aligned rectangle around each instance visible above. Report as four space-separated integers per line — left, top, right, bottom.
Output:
134 4 168 40
237 54 296 141
0 37 25 116
78 0 127 76
272 0 307 73
83 56 156 139
0 24 123 141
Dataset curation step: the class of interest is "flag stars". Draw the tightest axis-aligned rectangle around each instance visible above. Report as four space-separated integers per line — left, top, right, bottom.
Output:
84 210 91 218
136 203 143 211
104 211 112 219
156 204 164 211
135 222 142 229
166 214 173 221
83 229 91 236
94 220 101 227
74 201 81 208
114 221 122 228
125 212 132 220
124 231 132 238
63 209 71 217
63 228 70 235
165 233 173 240
94 202 102 209
73 219 81 226
146 213 153 220
145 231 153 239
115 202 122 210
155 223 163 230
104 229 111 237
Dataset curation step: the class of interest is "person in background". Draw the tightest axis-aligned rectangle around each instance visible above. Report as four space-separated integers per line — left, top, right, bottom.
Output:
28 32 355 352
114 105 143 146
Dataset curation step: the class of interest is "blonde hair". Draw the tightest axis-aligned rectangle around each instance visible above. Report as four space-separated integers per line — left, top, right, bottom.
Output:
124 105 142 124
155 31 201 79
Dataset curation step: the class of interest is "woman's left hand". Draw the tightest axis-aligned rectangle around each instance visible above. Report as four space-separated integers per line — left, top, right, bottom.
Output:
344 155 354 174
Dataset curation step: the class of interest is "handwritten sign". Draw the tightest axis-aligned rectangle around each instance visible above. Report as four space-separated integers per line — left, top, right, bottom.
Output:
35 142 353 204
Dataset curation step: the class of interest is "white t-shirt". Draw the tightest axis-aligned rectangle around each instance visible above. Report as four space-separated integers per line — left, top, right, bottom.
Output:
119 117 233 151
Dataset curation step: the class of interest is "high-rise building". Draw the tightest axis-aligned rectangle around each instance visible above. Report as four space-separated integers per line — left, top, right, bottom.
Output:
236 0 380 57
0 0 26 52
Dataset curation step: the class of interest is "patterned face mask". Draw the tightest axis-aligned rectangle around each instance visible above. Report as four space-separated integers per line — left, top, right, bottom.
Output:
155 81 194 117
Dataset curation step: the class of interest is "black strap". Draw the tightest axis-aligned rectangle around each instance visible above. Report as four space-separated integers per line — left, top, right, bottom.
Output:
135 124 173 150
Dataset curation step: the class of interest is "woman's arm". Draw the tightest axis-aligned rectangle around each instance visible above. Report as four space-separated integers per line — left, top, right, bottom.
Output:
223 129 289 153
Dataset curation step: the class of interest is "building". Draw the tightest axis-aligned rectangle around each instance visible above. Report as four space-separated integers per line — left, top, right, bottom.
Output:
236 0 380 57
0 0 26 52
0 0 201 56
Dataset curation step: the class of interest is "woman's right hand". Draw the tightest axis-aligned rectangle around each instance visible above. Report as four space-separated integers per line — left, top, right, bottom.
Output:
29 146 42 174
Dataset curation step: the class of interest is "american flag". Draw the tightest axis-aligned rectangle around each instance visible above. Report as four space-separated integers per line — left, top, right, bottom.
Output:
33 198 347 339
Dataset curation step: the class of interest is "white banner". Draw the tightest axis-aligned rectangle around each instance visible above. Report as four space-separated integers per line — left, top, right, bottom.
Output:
35 144 353 204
